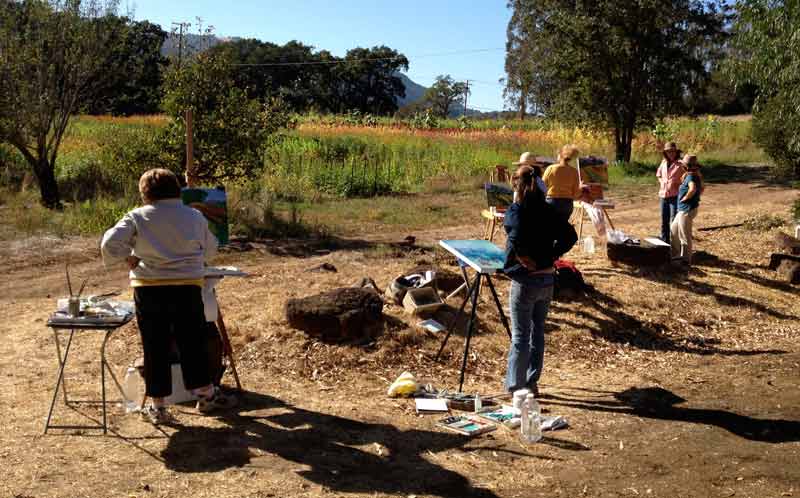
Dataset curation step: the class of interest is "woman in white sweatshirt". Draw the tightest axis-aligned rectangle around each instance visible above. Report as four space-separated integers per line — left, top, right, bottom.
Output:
101 168 234 424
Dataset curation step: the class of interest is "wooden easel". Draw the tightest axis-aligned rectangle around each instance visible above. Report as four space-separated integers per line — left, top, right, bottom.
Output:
573 200 616 239
185 109 242 392
574 158 615 239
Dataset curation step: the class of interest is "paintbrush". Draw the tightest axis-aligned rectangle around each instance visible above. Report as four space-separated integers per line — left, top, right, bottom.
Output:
65 262 74 297
77 277 89 298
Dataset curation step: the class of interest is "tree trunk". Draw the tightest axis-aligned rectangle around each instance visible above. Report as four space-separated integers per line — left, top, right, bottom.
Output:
617 125 633 163
518 93 526 120
614 126 625 162
33 157 62 209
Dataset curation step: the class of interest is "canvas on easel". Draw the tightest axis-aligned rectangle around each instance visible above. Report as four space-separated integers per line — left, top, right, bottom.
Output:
182 187 229 245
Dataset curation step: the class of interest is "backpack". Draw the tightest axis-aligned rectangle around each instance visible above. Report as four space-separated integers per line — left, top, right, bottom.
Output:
553 259 586 299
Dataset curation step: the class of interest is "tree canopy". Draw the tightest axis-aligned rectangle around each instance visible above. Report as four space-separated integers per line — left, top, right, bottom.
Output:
161 51 291 184
505 0 729 162
208 41 408 115
0 0 120 207
84 16 168 116
729 0 800 178
422 75 469 118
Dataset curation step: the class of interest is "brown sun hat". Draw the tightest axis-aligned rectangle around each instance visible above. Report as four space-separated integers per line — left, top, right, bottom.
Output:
663 142 681 161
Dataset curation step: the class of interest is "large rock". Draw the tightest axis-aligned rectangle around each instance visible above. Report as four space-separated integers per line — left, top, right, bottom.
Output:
285 287 384 341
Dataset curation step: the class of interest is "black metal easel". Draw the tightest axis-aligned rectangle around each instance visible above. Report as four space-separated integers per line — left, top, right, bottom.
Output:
435 267 511 392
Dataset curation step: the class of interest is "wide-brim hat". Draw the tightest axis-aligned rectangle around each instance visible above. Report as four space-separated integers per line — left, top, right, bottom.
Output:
514 151 554 166
663 141 679 152
513 152 536 166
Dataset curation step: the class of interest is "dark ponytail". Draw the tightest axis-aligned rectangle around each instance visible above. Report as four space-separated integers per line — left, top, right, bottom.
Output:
512 165 534 204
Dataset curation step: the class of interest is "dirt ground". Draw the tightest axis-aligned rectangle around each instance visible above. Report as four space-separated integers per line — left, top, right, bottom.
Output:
1 174 799 498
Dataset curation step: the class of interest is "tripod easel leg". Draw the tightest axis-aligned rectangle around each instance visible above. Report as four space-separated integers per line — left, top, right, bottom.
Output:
436 273 479 361
216 309 242 391
458 274 483 393
603 207 616 231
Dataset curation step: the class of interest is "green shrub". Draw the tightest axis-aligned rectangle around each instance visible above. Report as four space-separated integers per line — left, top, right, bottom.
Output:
743 213 785 231
228 187 322 239
99 126 179 198
0 144 27 189
752 96 800 178
62 198 134 235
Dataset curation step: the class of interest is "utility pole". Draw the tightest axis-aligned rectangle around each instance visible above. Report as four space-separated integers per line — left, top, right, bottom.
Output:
171 21 190 67
463 79 470 116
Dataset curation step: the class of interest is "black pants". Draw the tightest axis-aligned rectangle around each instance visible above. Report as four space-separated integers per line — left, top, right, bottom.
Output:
134 285 211 398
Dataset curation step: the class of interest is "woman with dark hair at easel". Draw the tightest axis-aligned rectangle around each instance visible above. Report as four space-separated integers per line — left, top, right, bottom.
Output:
503 165 577 397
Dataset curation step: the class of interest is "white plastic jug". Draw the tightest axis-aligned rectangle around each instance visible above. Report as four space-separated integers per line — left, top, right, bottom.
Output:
122 367 144 413
582 236 596 254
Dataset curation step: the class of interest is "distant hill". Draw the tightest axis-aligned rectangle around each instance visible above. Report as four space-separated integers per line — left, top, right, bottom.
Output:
396 73 427 107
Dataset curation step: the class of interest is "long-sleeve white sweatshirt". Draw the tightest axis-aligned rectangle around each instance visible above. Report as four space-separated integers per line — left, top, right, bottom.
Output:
100 199 218 284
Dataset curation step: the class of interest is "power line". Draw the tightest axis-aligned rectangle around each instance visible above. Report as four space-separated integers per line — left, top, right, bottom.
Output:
228 47 504 67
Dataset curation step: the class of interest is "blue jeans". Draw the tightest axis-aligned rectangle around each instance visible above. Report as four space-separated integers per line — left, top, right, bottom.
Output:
546 197 574 224
660 196 678 242
506 278 554 392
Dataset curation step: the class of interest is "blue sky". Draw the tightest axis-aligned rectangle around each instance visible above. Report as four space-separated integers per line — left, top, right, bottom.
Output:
125 0 511 111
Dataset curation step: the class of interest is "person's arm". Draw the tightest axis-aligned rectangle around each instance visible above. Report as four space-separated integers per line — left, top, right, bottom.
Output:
504 205 537 270
100 213 137 267
681 181 697 202
542 166 553 188
553 218 578 258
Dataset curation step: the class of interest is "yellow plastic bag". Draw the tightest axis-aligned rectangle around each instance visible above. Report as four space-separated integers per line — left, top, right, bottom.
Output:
387 371 418 398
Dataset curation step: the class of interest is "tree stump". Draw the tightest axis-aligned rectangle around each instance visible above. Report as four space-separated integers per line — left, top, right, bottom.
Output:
285 287 384 341
775 231 800 255
607 241 670 267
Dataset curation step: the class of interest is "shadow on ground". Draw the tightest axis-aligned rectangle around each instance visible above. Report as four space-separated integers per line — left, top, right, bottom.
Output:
162 391 500 498
548 286 786 356
542 385 800 443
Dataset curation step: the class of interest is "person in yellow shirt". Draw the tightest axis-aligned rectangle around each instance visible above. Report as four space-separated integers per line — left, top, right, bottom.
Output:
542 144 582 223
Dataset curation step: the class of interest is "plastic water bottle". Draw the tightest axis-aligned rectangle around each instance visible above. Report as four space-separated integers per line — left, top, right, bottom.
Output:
473 393 482 412
520 397 530 440
582 236 596 254
122 367 143 413
527 394 543 442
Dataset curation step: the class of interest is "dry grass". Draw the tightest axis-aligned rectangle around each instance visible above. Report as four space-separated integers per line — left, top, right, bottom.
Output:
1 179 799 498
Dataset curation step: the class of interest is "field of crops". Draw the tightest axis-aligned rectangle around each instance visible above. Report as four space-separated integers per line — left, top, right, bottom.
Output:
0 113 767 238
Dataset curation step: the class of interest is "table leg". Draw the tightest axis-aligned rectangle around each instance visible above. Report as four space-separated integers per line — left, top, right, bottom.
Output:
45 330 74 434
101 330 125 398
52 328 69 405
458 274 483 392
